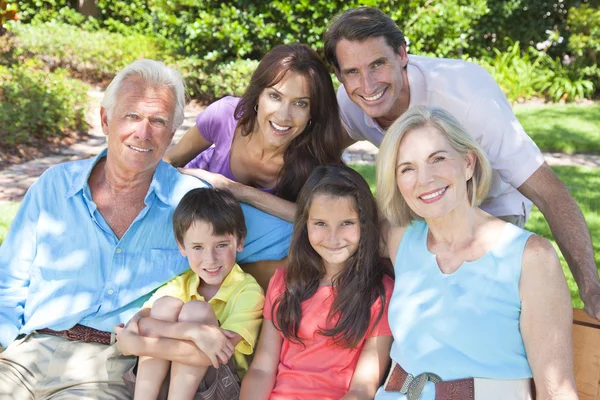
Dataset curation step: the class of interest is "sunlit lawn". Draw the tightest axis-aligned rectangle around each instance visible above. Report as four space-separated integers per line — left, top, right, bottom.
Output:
514 104 600 154
350 164 600 309
1 165 598 308
0 202 19 245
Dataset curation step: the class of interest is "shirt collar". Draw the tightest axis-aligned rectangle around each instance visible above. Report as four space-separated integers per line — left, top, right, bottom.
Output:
188 264 247 303
406 55 427 107
64 148 175 207
65 149 107 199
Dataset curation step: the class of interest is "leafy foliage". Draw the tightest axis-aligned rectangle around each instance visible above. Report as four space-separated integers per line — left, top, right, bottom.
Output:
479 41 595 102
11 22 167 83
0 64 88 147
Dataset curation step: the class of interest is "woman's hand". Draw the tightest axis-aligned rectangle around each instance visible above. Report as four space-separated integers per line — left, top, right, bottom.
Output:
178 168 235 192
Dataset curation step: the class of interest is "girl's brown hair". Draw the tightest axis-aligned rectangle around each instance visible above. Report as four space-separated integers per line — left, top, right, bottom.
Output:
235 43 344 202
272 164 388 347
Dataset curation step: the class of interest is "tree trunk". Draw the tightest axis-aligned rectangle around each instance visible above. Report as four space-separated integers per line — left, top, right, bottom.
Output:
76 0 99 18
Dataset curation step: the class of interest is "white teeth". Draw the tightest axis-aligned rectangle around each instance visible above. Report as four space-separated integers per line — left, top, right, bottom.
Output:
270 121 291 132
421 187 446 200
129 145 151 153
363 90 384 101
205 267 220 272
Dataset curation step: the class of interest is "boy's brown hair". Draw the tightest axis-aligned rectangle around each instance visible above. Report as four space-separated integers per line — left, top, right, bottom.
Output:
172 188 246 245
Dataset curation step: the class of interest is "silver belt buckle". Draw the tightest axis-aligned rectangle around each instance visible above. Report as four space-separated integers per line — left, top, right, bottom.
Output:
402 372 443 400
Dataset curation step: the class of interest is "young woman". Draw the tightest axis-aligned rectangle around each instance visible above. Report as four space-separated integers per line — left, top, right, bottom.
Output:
241 165 394 400
164 43 344 222
375 106 577 399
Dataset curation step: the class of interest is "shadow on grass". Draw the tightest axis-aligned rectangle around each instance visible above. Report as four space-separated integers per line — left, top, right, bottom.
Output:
516 106 600 153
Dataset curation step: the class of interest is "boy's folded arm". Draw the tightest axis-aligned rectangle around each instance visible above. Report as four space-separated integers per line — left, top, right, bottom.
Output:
138 317 242 346
129 334 224 367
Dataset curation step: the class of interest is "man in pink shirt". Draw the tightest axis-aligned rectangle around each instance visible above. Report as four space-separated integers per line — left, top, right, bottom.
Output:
324 6 600 320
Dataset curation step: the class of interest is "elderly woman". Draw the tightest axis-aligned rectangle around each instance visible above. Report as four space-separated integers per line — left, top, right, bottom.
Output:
375 106 576 399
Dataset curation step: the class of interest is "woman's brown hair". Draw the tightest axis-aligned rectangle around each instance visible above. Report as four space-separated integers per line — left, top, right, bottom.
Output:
272 164 388 347
235 43 344 202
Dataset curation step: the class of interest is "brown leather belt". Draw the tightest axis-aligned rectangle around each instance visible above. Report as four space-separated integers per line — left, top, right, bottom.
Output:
37 324 113 346
384 361 475 400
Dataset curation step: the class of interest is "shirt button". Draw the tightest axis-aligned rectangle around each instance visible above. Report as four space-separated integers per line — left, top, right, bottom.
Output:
116 248 122 254
107 289 114 295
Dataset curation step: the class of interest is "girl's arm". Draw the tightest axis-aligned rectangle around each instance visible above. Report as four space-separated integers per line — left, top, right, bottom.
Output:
163 125 213 167
240 319 283 400
519 235 578 399
178 168 297 222
342 335 393 399
380 218 406 261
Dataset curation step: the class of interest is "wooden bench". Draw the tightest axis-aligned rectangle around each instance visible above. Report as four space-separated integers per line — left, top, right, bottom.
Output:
573 308 600 399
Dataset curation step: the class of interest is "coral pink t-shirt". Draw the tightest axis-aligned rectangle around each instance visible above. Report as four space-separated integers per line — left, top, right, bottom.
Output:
264 267 394 400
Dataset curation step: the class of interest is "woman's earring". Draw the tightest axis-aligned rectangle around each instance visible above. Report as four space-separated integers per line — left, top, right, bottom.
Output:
254 104 258 112
307 119 312 127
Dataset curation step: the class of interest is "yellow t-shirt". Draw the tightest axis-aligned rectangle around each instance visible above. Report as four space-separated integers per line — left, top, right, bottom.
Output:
144 263 264 378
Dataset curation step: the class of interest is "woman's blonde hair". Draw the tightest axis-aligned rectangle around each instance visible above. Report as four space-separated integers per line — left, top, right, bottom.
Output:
376 105 492 226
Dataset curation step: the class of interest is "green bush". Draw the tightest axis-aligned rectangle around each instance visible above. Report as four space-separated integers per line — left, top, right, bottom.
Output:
175 58 258 101
11 22 169 83
479 41 595 103
0 64 88 147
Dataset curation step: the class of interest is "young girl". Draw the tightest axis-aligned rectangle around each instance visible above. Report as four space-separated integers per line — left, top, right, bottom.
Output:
241 164 394 400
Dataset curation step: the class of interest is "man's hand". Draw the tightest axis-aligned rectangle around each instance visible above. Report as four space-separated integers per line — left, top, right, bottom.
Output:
187 325 235 368
581 283 600 320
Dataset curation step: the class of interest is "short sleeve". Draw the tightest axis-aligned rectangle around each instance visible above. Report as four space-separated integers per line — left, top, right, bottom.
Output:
143 271 190 309
367 275 394 338
263 266 286 321
464 90 544 189
195 96 238 144
220 280 265 355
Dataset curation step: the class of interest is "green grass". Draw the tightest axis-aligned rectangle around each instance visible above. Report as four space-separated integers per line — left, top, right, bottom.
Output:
0 202 19 245
350 164 600 308
515 104 600 154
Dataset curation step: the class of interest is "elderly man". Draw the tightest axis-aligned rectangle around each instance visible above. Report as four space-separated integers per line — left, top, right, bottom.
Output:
0 59 291 399
324 7 600 319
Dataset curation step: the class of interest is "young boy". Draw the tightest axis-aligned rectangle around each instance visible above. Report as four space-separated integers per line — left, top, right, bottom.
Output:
115 188 265 400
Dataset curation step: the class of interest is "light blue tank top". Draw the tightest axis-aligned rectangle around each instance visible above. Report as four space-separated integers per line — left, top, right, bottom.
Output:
375 220 533 400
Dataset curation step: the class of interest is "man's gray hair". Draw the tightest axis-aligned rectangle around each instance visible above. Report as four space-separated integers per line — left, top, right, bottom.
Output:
101 59 186 131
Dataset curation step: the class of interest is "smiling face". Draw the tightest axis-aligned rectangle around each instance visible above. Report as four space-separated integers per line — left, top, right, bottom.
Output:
177 220 244 289
254 71 311 150
101 77 176 176
307 194 361 273
395 124 475 221
335 36 409 127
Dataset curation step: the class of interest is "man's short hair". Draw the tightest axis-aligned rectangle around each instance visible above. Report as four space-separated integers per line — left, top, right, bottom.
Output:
100 59 186 131
324 7 406 71
172 188 247 245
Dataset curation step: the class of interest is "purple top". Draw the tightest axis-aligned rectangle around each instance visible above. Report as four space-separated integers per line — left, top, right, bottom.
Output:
185 96 275 194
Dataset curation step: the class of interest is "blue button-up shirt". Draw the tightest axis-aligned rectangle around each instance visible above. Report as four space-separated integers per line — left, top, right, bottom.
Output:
0 149 292 347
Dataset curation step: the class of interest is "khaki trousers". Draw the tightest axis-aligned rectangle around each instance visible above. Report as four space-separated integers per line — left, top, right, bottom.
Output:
0 333 135 400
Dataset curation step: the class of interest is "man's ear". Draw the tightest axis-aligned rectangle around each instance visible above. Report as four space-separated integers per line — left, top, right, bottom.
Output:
333 66 343 84
177 241 187 257
236 237 245 253
100 107 110 136
397 43 409 68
